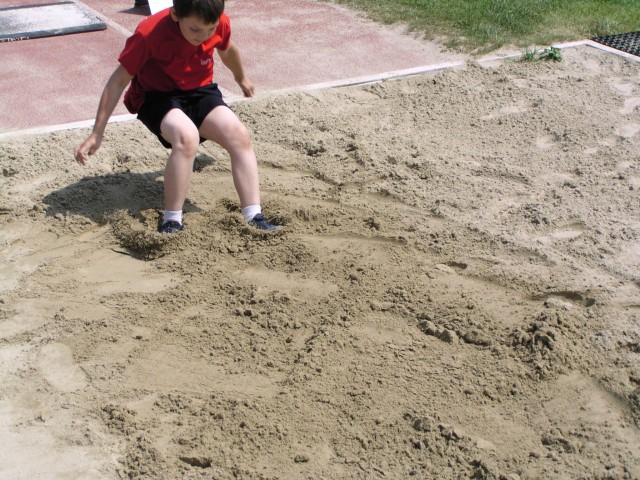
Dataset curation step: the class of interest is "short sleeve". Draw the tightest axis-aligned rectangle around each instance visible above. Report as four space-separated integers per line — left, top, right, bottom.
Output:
215 13 231 51
118 31 150 77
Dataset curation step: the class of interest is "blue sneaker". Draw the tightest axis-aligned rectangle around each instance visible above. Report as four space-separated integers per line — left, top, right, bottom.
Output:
249 213 282 231
158 220 183 234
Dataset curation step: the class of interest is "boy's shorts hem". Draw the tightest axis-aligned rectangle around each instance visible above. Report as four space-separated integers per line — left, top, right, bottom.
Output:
137 83 228 149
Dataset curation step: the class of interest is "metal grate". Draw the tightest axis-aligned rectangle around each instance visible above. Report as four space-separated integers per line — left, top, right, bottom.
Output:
592 31 640 57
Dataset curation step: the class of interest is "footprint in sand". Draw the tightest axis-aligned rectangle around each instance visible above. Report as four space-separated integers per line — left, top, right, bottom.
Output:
600 134 622 148
581 58 602 73
610 79 635 96
584 146 599 155
621 97 640 115
481 101 533 120
598 124 639 149
535 223 585 245
0 299 54 340
551 229 584 241
536 134 559 150
615 162 640 190
37 343 87 392
617 123 640 139
511 78 532 89
0 311 48 340
536 290 596 308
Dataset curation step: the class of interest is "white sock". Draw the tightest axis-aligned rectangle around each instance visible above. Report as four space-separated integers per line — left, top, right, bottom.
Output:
241 204 261 222
163 210 182 224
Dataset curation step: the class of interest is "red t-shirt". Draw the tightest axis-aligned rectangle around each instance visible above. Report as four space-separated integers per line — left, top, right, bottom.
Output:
118 9 231 113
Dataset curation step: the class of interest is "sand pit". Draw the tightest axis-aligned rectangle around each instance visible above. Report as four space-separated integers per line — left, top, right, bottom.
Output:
1 45 639 479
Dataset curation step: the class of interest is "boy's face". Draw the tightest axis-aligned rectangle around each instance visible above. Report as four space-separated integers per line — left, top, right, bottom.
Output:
170 9 219 46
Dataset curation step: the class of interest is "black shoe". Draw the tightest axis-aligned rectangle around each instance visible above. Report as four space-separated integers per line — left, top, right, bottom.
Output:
248 213 282 231
158 220 183 234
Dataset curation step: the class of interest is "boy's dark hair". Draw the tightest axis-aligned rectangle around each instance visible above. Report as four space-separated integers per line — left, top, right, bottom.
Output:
173 0 224 24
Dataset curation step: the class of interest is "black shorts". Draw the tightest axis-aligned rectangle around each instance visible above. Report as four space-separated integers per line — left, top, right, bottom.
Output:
137 83 228 149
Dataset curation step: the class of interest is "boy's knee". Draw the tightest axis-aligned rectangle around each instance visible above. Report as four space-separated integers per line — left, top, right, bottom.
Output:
169 129 200 155
230 122 251 148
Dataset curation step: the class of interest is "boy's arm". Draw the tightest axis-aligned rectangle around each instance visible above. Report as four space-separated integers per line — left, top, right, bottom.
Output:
217 41 254 97
75 64 133 165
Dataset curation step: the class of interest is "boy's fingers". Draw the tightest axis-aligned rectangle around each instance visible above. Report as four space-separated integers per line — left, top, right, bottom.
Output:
74 137 101 165
74 146 88 165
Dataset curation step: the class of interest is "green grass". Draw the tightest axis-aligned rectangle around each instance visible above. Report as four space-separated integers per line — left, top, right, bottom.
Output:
326 0 640 53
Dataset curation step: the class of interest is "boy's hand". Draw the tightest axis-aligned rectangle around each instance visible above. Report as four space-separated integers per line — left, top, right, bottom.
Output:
237 76 255 98
74 132 102 165
218 43 254 97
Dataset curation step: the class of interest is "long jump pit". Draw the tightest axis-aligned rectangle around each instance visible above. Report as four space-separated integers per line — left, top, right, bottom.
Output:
0 41 639 479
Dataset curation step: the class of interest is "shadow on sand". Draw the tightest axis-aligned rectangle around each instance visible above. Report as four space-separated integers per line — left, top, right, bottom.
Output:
42 154 215 222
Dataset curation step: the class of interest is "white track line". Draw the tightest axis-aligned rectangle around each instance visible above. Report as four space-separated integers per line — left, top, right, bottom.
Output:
262 61 465 96
1 40 638 141
0 114 136 141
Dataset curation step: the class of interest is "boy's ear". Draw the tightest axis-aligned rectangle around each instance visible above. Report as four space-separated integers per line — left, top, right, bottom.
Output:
169 7 179 21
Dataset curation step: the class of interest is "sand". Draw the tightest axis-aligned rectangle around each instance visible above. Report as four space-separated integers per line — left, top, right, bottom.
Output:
1 45 639 479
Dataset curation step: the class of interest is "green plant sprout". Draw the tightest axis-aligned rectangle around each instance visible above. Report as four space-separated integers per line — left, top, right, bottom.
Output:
519 46 563 62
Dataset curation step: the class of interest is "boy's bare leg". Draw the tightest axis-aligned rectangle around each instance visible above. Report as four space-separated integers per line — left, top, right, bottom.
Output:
160 109 200 212
198 106 260 208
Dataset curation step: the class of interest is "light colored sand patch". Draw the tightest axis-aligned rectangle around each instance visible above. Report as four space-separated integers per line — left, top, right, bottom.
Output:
621 97 640 115
617 122 640 138
0 400 115 479
37 343 87 392
241 266 338 298
124 344 282 397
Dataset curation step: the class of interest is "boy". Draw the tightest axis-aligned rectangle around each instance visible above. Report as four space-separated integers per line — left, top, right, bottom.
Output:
74 0 281 233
